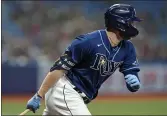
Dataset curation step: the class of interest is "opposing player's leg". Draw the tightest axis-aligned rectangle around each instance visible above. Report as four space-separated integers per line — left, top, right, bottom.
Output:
42 76 91 115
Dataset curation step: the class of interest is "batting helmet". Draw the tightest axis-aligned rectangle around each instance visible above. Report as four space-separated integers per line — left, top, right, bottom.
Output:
104 4 142 39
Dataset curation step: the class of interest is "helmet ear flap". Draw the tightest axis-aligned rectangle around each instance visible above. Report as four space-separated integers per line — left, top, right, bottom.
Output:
116 23 126 32
119 24 139 39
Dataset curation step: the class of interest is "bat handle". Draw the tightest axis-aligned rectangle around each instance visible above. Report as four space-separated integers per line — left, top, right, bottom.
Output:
19 109 30 115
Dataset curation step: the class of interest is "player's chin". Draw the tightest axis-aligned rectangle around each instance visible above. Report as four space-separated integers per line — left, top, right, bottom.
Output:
118 37 124 41
117 37 124 42
116 33 124 41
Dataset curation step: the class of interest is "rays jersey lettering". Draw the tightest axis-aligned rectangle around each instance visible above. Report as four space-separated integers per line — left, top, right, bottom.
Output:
90 53 123 76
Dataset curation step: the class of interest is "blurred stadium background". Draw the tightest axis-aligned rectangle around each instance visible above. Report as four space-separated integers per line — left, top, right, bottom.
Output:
1 0 167 115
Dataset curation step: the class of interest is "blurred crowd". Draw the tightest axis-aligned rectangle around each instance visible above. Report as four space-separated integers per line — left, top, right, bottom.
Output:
2 1 167 68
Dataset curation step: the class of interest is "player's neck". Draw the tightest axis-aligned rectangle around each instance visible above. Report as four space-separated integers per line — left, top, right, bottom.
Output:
106 30 121 47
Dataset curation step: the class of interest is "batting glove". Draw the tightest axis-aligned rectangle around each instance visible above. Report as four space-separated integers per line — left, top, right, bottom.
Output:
26 93 42 113
125 74 141 91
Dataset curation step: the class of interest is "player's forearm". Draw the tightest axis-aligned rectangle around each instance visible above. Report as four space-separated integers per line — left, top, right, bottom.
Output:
37 70 66 98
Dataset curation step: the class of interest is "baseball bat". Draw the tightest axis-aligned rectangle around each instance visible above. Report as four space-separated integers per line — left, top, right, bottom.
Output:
19 109 30 115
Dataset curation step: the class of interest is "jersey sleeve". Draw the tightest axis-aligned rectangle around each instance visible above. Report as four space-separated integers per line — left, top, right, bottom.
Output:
119 41 140 76
50 35 89 72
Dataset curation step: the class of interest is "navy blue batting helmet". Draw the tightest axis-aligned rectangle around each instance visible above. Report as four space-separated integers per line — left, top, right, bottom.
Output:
104 4 142 39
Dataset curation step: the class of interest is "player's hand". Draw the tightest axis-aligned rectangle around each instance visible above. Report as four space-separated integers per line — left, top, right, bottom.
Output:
125 74 141 90
26 93 42 113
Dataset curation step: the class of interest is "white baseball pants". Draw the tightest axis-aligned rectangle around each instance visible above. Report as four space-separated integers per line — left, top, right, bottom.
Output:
42 75 91 115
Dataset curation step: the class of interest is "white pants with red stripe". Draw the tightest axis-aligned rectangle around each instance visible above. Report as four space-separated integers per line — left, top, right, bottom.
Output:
42 75 91 115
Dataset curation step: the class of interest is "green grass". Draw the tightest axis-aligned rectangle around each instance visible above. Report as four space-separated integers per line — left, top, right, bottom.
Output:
2 100 167 115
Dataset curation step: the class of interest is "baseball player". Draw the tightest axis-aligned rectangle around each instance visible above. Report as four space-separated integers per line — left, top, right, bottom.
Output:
26 4 142 115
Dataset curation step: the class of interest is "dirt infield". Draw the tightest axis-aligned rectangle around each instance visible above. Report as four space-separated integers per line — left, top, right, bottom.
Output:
2 93 167 102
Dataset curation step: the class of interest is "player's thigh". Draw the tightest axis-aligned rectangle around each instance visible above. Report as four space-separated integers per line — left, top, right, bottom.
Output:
42 108 54 116
44 87 70 115
44 83 91 115
63 84 91 115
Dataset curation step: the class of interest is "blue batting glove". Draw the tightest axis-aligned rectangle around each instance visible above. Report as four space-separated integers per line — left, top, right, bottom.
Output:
26 93 42 113
125 74 141 90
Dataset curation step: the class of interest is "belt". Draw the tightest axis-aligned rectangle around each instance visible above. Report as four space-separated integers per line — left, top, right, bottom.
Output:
73 86 91 104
